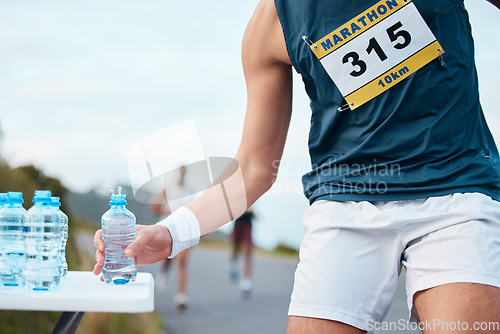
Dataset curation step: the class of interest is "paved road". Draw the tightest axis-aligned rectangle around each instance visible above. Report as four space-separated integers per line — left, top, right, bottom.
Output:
140 246 422 334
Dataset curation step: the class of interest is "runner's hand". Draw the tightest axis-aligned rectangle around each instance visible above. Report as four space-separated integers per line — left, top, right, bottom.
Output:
93 224 173 278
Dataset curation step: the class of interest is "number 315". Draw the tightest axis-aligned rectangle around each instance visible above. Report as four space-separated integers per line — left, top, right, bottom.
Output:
342 21 411 77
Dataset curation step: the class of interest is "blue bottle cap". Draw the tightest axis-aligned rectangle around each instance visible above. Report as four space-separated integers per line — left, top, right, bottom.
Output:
33 190 52 203
7 192 24 204
0 193 8 205
110 186 127 206
50 197 61 207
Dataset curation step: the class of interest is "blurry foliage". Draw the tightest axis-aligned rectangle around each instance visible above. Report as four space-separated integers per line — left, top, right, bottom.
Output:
0 162 68 211
0 161 38 200
0 310 61 334
273 242 299 258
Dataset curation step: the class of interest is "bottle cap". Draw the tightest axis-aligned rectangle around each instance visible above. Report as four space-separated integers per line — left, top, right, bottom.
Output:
110 186 127 206
7 192 24 204
50 197 61 207
33 190 52 203
0 193 8 205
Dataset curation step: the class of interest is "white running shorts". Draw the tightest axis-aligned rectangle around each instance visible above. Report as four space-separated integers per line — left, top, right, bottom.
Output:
288 192 500 331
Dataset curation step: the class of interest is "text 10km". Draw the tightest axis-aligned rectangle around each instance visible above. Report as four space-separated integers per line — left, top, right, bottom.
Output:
378 66 409 87
342 21 411 78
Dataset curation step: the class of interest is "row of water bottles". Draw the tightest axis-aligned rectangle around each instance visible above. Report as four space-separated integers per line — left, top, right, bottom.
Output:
0 190 68 291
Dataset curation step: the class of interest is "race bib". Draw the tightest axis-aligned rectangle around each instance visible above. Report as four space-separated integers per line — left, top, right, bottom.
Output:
309 0 444 111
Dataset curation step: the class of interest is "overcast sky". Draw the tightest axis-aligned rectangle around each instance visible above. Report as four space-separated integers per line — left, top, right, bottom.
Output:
0 0 498 195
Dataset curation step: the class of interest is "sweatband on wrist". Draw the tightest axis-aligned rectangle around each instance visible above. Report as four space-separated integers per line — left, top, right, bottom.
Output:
156 207 201 259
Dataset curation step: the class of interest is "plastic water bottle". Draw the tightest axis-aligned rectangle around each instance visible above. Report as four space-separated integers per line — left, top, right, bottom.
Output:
23 190 62 291
102 186 137 285
0 192 27 287
0 193 8 208
0 193 7 287
51 197 69 278
0 193 9 287
0 193 6 288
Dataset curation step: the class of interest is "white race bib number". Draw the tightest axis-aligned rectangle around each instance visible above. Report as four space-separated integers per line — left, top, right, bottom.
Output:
310 0 444 110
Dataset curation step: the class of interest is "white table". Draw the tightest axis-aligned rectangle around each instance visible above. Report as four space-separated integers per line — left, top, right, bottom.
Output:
0 271 155 333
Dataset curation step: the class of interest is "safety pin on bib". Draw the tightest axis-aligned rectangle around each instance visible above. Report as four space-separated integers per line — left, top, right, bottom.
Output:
302 35 317 49
304 35 353 112
338 103 354 112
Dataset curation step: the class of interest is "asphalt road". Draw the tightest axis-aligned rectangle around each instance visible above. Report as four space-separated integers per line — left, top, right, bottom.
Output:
139 246 422 334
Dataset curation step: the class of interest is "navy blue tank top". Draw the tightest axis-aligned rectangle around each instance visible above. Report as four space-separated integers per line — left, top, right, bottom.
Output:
275 0 500 202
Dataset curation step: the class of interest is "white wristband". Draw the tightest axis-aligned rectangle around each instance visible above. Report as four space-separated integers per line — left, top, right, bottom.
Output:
156 207 201 259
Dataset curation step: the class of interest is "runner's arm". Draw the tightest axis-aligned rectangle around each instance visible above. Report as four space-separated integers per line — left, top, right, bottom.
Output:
93 0 292 270
189 0 293 236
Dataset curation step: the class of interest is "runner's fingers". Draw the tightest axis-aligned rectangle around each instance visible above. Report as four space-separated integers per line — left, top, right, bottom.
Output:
125 229 149 258
95 249 104 266
93 262 102 275
94 229 104 251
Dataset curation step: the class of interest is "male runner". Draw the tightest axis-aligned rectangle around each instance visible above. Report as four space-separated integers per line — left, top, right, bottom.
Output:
95 0 500 332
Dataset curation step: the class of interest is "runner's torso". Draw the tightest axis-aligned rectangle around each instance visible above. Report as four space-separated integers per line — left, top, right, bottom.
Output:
275 0 500 202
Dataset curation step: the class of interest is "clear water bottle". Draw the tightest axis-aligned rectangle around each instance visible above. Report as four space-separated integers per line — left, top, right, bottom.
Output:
0 192 26 286
102 186 137 285
0 193 8 208
51 197 69 278
0 193 7 288
23 190 62 291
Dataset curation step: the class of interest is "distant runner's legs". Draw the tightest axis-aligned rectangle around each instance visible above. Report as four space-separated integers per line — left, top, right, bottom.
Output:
173 249 190 312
